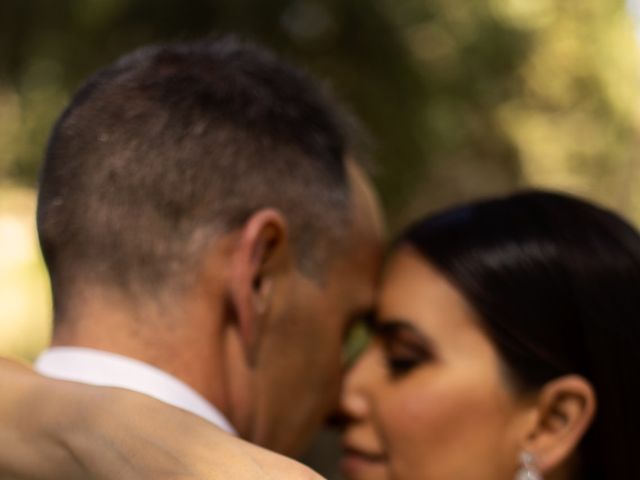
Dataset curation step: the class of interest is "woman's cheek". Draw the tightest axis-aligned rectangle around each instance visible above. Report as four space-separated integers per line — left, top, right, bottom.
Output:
376 374 456 472
376 370 511 480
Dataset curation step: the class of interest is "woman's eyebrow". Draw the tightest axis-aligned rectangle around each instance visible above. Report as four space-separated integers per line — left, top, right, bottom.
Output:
373 318 433 349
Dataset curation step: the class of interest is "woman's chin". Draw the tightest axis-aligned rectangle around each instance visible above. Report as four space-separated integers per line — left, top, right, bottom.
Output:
340 450 389 480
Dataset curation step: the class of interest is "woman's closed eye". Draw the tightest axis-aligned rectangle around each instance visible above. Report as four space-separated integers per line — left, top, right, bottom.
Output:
385 353 423 376
374 319 437 378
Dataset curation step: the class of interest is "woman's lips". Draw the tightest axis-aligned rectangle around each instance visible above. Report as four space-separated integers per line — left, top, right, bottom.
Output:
340 445 388 475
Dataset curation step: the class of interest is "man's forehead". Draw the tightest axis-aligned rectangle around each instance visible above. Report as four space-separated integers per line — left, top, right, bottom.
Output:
325 161 386 306
346 160 386 245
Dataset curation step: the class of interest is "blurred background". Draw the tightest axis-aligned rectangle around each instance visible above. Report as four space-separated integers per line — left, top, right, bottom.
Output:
1 0 639 476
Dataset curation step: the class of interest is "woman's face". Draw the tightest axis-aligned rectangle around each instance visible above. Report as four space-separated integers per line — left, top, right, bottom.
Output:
340 247 533 480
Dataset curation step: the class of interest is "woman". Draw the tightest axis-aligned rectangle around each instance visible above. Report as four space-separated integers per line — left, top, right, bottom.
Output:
340 190 639 479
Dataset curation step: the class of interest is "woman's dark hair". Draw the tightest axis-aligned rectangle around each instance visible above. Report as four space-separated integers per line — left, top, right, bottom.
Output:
399 190 640 479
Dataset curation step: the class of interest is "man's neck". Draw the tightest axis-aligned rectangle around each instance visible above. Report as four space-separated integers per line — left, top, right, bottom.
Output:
50 303 232 425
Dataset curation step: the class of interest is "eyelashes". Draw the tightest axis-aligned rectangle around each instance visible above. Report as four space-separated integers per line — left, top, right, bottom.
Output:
385 355 423 377
376 330 435 378
381 340 434 378
346 314 437 378
372 319 436 379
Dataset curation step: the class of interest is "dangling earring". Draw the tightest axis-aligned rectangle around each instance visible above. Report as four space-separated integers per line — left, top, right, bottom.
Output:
515 451 542 480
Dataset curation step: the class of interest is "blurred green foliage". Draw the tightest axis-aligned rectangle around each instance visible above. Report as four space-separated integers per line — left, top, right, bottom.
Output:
0 0 428 217
0 187 51 361
1 0 637 225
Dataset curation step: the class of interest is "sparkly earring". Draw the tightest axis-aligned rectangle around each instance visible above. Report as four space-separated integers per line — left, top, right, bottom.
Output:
515 451 542 480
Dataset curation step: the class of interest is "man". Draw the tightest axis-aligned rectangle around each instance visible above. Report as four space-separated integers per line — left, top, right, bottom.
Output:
0 36 383 479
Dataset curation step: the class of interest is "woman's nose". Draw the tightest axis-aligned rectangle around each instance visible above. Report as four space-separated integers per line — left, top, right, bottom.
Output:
339 343 385 421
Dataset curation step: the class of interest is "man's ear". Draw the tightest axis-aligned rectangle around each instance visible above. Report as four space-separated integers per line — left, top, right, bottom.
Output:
522 375 596 474
228 208 291 366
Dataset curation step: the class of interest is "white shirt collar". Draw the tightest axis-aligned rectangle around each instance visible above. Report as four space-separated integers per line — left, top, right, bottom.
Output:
34 346 236 435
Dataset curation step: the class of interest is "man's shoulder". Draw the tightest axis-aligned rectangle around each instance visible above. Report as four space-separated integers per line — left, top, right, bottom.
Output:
234 438 325 480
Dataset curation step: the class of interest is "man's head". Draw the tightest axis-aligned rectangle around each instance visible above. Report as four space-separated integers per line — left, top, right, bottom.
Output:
38 37 384 453
40 36 357 298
